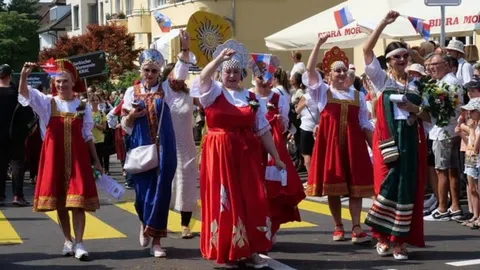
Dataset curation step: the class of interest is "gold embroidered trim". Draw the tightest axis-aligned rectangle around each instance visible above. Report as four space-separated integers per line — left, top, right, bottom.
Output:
133 84 164 144
349 185 375 198
33 195 100 212
64 116 73 192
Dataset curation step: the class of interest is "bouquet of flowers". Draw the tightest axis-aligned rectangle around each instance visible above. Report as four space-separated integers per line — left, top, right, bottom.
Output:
416 77 461 127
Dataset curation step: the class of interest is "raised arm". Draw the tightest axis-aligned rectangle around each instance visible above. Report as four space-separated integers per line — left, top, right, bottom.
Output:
199 48 235 94
18 62 37 100
306 34 329 87
363 11 400 65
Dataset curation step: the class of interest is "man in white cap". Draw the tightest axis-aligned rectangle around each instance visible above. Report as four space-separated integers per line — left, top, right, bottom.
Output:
446 40 473 85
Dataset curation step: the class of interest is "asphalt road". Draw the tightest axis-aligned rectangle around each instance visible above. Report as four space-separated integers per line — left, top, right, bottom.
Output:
1 158 480 270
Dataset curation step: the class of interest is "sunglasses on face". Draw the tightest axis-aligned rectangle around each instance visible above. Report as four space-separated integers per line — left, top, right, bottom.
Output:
391 53 410 60
143 68 159 74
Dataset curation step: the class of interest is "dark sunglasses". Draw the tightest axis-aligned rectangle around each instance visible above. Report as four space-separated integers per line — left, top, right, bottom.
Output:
143 68 159 74
391 53 410 60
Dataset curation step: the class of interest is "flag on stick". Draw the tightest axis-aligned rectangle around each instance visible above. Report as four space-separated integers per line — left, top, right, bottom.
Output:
251 54 276 82
405 15 431 40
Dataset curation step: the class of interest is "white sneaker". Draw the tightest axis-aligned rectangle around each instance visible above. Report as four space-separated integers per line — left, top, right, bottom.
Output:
139 225 151 247
150 244 167 258
74 242 89 260
424 209 450 221
393 251 408 260
62 241 74 256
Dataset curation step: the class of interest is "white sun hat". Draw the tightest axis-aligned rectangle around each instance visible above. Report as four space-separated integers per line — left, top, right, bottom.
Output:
406 63 426 76
446 40 465 54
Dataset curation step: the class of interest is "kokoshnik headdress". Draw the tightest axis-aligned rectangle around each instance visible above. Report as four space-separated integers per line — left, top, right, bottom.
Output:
139 49 165 70
50 59 87 95
213 39 250 74
322 46 349 75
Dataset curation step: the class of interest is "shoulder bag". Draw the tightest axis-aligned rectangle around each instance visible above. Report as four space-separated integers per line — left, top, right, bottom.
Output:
123 101 165 174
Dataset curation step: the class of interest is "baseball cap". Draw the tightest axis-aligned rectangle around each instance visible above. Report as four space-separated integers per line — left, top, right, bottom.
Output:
0 64 12 77
464 79 480 90
461 97 480 111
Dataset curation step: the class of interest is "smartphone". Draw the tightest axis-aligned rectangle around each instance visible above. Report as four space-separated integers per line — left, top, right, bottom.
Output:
131 102 142 111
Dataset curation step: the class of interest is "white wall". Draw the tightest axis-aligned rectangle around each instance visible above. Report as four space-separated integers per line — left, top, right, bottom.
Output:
67 0 97 36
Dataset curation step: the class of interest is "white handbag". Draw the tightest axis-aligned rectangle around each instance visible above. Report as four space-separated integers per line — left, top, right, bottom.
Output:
123 101 165 174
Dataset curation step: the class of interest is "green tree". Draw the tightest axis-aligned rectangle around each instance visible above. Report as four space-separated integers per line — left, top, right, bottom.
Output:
0 11 39 70
8 0 40 18
0 1 6 12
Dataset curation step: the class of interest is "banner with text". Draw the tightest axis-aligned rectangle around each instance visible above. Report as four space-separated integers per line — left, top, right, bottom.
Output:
69 51 108 79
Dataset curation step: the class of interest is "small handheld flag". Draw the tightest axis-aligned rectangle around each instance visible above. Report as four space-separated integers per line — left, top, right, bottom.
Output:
405 15 431 40
251 53 276 82
334 6 354 29
153 11 172 33
40 57 59 77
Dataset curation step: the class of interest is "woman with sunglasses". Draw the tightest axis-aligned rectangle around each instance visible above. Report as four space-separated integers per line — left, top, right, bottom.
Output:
304 35 374 246
121 47 180 258
250 58 306 245
362 11 431 260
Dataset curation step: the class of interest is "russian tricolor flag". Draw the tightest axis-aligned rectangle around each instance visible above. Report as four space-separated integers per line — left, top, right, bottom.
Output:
334 6 354 29
40 57 59 77
251 53 276 82
153 11 172 32
407 16 431 40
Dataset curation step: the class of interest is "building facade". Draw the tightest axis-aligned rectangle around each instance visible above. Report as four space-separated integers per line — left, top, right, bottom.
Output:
66 0 103 36
38 0 71 50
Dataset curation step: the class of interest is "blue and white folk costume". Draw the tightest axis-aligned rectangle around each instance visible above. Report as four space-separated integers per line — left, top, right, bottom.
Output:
122 49 177 244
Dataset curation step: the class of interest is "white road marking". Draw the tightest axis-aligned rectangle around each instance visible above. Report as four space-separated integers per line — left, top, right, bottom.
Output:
259 254 297 270
446 259 480 267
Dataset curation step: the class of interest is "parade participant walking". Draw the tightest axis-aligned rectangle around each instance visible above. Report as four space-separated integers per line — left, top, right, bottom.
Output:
304 35 374 244
250 58 305 243
363 11 431 260
122 49 177 258
162 31 200 239
17 60 102 260
192 40 285 268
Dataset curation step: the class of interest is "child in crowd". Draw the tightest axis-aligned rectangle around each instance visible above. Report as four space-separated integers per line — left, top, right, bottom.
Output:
457 97 480 229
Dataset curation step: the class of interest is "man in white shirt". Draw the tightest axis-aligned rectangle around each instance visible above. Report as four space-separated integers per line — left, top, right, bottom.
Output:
446 40 473 85
425 54 464 222
290 51 306 80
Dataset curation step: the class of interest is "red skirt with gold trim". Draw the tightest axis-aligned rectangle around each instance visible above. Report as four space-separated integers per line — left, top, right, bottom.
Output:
306 101 373 198
34 114 99 212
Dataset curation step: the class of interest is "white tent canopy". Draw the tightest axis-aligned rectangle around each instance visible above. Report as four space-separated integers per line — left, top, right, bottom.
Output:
358 0 480 39
264 0 411 51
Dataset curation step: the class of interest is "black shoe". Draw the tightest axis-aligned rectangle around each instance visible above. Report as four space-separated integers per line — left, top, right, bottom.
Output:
455 212 474 223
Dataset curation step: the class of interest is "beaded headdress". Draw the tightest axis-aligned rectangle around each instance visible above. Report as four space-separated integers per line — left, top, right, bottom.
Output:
139 49 165 70
213 39 249 73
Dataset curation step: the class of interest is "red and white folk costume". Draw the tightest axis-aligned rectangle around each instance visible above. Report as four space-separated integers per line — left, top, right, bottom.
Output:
249 56 305 240
18 59 99 212
304 47 374 241
306 48 374 198
192 40 272 267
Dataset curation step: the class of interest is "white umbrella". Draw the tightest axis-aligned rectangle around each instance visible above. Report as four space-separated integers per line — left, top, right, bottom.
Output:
357 0 480 39
264 0 411 51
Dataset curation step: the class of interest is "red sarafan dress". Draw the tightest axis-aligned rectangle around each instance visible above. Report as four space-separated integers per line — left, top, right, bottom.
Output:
201 91 272 264
34 99 99 211
306 90 373 198
264 93 305 235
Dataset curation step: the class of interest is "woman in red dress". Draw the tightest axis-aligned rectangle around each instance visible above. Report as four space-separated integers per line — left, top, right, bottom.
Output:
18 60 102 260
304 35 375 243
192 40 285 269
250 57 306 242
